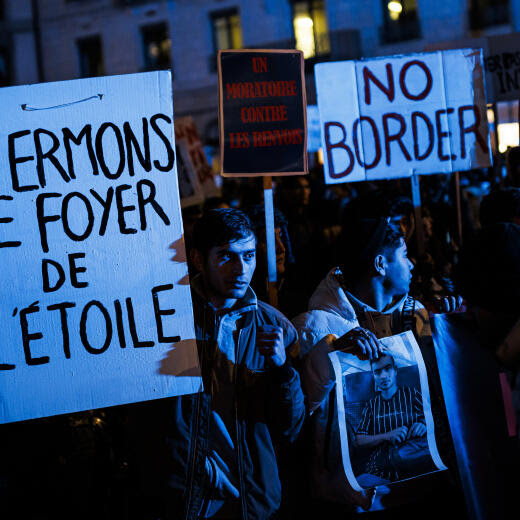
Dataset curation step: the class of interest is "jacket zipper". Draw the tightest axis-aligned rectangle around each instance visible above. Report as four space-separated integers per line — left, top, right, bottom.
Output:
235 328 248 520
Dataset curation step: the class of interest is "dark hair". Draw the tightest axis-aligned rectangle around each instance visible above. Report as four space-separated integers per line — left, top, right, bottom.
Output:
370 353 396 370
339 218 404 282
479 187 520 227
244 204 295 264
191 208 255 258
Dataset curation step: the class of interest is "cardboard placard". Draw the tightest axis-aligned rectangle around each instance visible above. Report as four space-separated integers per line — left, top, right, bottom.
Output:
218 49 308 177
427 32 520 103
316 49 491 184
176 138 204 208
174 115 219 197
0 71 202 424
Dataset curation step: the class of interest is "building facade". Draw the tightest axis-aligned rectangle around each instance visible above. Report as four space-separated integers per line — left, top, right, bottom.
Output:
1 0 519 144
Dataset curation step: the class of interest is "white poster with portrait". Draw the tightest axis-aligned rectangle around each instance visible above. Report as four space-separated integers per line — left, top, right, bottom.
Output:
329 331 446 492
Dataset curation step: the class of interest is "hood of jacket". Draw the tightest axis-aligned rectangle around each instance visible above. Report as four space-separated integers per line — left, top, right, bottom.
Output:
308 267 406 319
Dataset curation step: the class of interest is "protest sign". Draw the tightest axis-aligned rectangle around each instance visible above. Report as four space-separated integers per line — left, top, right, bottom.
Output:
0 71 202 424
427 32 520 103
176 139 204 208
174 115 219 197
483 33 520 103
316 49 491 184
329 331 445 497
218 49 308 176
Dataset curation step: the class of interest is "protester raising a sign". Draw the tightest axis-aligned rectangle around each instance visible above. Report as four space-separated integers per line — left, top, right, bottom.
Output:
316 49 491 184
218 49 308 176
0 71 201 424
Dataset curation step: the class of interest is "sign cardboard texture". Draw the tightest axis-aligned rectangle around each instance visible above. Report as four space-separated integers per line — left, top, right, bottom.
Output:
316 49 491 184
176 139 204 208
427 32 520 103
218 49 308 177
0 71 202 424
174 116 219 197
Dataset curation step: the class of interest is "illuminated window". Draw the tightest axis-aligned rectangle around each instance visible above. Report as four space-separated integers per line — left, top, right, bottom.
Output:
469 0 510 30
381 0 421 43
211 9 243 52
497 123 519 153
77 36 104 78
141 23 172 71
292 0 330 59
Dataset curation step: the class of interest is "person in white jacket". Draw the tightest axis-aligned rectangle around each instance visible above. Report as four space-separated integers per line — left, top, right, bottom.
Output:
292 217 459 517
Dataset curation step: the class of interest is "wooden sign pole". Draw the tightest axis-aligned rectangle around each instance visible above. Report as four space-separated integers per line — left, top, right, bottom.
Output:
410 173 425 257
263 176 278 307
454 171 463 247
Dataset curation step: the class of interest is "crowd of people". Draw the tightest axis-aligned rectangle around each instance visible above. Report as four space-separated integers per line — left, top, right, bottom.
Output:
2 155 520 520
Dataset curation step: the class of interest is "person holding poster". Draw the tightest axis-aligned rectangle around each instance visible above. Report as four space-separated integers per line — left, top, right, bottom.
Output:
293 217 461 516
161 209 305 520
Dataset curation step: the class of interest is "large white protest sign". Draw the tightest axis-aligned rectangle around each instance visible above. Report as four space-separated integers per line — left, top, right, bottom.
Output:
0 72 202 424
316 49 491 184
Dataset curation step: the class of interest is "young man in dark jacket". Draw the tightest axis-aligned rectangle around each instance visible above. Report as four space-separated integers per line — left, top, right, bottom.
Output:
163 208 305 520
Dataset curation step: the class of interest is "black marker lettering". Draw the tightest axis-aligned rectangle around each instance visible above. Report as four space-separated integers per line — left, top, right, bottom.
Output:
136 179 170 230
150 114 175 172
152 284 180 343
47 301 76 359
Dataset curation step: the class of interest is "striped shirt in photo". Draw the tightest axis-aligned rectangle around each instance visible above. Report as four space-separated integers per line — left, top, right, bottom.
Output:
356 386 424 436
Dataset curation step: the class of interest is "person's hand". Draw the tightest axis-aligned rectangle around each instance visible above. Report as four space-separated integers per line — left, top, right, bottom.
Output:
434 295 463 313
386 426 408 445
257 325 286 367
333 327 383 360
407 422 426 439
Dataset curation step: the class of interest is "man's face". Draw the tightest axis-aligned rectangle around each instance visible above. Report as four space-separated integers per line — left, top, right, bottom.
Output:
383 238 413 297
372 355 397 392
202 234 257 302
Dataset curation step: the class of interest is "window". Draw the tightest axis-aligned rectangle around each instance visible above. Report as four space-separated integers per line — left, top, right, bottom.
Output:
211 8 243 53
0 47 10 87
77 36 104 78
291 0 330 59
381 0 421 44
469 0 510 30
141 22 172 70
